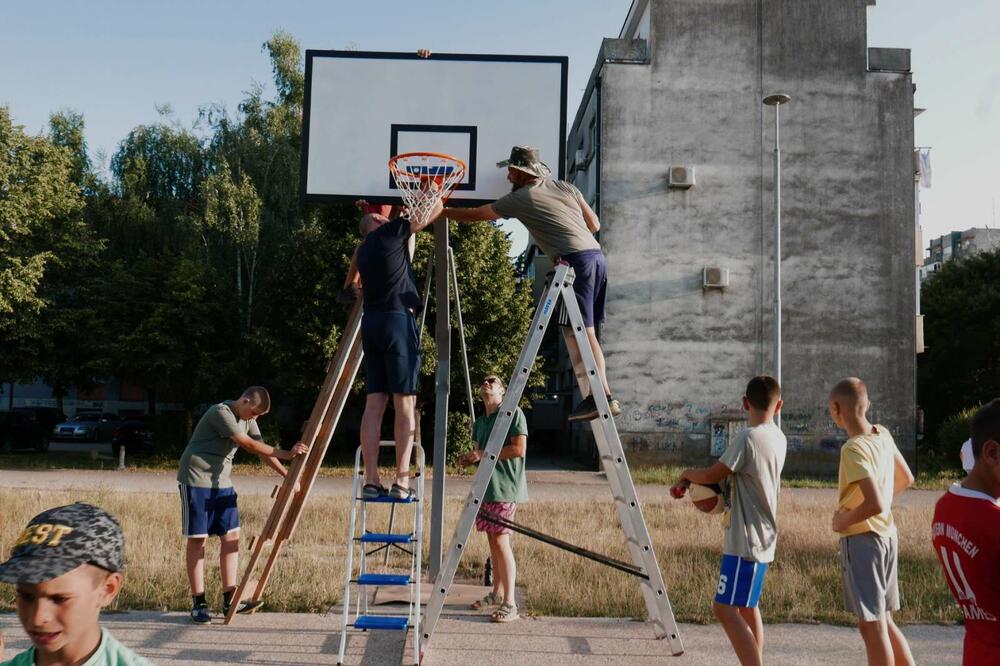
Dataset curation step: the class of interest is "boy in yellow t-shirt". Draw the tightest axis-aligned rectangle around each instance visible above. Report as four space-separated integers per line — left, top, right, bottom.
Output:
828 377 916 666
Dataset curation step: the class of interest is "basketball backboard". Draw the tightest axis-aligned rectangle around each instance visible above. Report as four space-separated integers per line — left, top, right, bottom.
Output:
300 50 567 206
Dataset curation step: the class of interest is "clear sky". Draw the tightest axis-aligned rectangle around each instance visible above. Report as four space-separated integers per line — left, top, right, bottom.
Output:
2 0 997 256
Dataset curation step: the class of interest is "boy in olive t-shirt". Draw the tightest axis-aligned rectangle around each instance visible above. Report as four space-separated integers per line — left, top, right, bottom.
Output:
176 386 307 624
828 377 915 666
671 376 786 666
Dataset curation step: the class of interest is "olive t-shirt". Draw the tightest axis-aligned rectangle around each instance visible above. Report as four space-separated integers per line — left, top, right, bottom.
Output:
1 628 153 666
492 180 601 259
176 401 262 489
719 423 787 563
472 408 528 503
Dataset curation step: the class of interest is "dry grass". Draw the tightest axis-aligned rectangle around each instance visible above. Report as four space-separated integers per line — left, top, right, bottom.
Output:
0 489 959 625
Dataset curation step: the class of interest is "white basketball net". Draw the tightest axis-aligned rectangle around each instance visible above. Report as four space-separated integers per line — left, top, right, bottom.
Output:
388 153 467 224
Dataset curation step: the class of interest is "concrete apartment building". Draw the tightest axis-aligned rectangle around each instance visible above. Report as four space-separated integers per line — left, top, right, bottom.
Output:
921 227 1000 280
540 0 920 473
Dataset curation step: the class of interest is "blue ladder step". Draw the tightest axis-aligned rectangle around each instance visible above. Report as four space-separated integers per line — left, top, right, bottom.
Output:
359 532 414 544
352 614 409 631
359 494 416 504
355 573 411 586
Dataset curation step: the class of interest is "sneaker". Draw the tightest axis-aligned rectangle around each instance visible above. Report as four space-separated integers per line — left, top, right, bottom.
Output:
224 599 264 616
388 483 415 500
362 483 386 500
568 396 598 422
190 602 211 624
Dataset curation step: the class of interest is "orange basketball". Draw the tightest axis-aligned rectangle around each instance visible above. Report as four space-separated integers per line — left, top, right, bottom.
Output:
688 483 724 514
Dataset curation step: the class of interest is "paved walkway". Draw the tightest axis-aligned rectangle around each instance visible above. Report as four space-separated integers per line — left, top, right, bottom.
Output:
0 611 961 665
0 468 944 505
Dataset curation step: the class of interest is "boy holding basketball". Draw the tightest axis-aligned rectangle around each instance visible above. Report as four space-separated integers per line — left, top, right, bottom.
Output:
670 376 787 666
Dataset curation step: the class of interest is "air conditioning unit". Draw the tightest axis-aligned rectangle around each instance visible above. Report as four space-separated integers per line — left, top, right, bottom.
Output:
668 166 696 189
703 266 729 291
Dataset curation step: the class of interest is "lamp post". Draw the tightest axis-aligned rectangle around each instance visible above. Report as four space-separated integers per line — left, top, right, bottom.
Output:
763 93 790 425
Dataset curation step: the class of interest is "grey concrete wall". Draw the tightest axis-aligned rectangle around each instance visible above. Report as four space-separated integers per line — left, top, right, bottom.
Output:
584 0 915 473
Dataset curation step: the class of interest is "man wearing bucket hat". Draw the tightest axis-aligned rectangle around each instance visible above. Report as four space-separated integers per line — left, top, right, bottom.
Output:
0 502 152 665
437 145 620 422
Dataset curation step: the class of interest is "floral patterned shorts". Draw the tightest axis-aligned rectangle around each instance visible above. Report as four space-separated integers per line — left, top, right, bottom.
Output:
475 501 518 534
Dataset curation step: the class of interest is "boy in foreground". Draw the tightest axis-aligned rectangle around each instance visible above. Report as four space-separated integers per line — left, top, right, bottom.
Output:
670 376 786 666
0 503 151 665
932 398 1000 664
177 386 308 623
828 377 915 666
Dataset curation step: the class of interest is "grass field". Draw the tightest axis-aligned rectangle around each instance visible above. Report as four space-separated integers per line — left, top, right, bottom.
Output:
0 488 960 626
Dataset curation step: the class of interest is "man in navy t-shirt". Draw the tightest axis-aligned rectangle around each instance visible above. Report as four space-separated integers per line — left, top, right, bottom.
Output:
343 199 441 500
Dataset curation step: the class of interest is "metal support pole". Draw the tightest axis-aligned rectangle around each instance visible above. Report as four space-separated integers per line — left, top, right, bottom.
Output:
429 219 451 578
448 246 476 428
763 93 790 428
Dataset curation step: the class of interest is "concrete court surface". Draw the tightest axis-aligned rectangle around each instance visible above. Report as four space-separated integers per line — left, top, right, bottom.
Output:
0 611 963 665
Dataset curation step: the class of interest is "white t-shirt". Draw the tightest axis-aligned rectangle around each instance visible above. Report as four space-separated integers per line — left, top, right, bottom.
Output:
960 438 975 473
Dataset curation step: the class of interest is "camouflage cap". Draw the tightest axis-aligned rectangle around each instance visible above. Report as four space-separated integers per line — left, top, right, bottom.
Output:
496 145 551 178
0 502 124 584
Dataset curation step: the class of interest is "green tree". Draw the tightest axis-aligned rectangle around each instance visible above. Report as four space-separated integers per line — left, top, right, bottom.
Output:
918 247 1000 451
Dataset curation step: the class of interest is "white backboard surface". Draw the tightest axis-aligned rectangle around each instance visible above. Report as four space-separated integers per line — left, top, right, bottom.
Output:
301 51 567 206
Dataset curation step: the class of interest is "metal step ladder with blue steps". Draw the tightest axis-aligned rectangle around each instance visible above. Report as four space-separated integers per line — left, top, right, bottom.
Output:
338 440 425 666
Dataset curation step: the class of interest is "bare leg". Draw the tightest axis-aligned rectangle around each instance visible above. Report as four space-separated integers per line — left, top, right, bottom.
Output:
360 393 389 485
713 601 763 666
185 537 207 595
560 328 590 399
886 613 914 666
495 533 516 606
220 530 240 591
585 326 612 396
487 533 504 599
738 606 764 662
857 618 893 666
392 393 416 489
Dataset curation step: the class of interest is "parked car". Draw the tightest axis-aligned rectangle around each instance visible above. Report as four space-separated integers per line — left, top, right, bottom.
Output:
111 417 154 457
51 412 121 443
0 407 66 453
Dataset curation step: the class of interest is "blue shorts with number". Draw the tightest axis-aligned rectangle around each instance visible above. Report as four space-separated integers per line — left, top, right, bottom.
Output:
179 484 240 538
714 554 768 608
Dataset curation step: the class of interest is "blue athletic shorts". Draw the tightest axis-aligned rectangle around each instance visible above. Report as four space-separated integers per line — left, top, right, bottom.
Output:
556 249 607 328
714 554 768 608
179 484 240 538
361 310 420 395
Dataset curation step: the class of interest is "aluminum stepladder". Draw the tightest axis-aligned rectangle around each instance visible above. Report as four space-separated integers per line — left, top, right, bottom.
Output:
225 299 365 625
418 262 685 660
338 441 425 666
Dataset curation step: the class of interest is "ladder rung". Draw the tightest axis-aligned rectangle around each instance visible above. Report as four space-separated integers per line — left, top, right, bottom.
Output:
352 614 409 631
355 573 411 586
357 495 417 504
358 532 414 544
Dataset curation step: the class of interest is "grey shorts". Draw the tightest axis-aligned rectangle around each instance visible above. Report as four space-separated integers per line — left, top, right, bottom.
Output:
839 531 900 621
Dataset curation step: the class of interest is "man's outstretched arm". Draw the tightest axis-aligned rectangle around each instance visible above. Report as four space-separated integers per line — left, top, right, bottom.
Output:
439 203 500 223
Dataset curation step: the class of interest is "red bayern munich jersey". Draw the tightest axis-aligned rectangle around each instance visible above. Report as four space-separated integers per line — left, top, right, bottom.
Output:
932 483 1000 664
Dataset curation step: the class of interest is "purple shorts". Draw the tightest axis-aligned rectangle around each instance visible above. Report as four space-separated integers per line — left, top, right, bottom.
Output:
476 501 518 534
556 249 607 328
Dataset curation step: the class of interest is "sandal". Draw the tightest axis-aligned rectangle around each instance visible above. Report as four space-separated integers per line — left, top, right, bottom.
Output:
471 591 502 610
491 601 519 623
362 483 386 500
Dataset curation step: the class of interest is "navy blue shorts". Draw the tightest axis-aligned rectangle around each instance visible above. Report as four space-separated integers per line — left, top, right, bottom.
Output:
714 554 769 608
361 310 420 395
557 249 607 328
179 484 240 538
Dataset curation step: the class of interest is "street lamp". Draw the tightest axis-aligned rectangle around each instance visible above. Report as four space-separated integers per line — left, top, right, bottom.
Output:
763 93 790 425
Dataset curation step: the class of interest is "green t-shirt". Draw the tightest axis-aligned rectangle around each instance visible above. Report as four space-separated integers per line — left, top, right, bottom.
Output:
472 407 528 503
1 628 153 666
492 180 601 259
176 401 262 488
